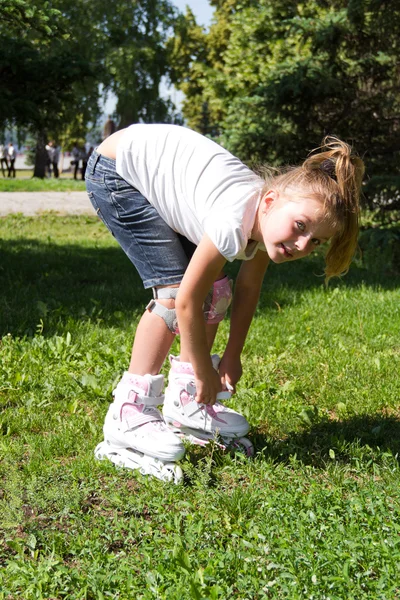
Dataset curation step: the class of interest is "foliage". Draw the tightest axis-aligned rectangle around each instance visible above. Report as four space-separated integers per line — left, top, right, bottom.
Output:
171 0 400 206
0 0 64 39
98 0 181 127
0 0 182 176
0 36 98 134
362 176 400 223
167 7 219 134
358 227 400 275
1 214 400 598
0 0 99 176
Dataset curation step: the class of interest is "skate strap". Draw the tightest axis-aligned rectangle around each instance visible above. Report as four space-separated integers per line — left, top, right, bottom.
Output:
127 389 164 407
182 382 231 402
185 382 232 400
123 410 160 430
136 394 164 407
216 391 232 401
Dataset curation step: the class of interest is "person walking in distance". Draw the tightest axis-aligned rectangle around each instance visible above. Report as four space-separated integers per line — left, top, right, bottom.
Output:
46 141 60 178
103 115 116 140
7 142 16 178
0 143 8 177
71 143 80 179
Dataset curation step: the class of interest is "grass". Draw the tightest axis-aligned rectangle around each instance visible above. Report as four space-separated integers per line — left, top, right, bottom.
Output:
0 214 400 599
0 172 86 192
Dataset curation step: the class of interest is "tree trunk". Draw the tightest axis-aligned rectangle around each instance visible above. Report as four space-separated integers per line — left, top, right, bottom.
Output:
33 132 48 178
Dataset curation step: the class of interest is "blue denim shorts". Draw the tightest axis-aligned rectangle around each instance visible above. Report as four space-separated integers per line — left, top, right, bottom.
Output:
85 150 196 289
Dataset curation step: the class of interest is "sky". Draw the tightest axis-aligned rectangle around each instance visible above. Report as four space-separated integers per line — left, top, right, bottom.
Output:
102 0 214 115
172 0 214 27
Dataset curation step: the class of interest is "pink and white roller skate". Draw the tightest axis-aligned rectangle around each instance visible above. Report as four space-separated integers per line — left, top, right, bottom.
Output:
163 355 254 457
95 372 185 483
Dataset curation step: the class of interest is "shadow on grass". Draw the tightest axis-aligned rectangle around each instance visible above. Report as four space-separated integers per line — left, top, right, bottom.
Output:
0 237 398 336
252 413 400 468
0 238 148 336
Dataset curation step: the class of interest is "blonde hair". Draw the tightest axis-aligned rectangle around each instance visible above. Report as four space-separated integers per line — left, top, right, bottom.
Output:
261 136 365 279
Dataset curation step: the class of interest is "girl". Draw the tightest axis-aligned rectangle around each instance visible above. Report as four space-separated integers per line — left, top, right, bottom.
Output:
85 124 364 482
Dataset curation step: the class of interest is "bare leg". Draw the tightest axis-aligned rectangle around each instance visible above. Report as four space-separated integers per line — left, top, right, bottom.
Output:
128 276 222 374
128 283 180 375
128 299 176 375
128 309 219 373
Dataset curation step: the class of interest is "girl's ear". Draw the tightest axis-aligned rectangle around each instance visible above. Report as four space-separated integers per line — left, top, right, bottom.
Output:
261 189 278 212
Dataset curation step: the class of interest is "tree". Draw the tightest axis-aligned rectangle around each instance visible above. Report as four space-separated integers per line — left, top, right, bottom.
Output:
96 0 180 128
170 0 400 199
0 0 181 177
0 0 99 176
167 7 216 133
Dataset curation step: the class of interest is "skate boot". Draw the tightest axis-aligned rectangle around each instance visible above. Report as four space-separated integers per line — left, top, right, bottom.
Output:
95 372 185 483
163 355 254 457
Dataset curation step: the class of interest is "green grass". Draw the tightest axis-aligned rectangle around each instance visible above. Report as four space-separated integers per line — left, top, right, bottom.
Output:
0 214 400 599
0 173 86 192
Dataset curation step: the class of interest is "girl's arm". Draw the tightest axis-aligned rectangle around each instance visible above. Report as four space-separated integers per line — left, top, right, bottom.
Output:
219 250 270 390
176 234 227 405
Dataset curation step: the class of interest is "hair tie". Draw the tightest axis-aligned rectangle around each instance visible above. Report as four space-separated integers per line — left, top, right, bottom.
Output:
320 159 337 181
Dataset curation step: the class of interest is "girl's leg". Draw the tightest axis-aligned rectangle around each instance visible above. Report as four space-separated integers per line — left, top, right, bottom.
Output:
86 153 190 475
86 153 193 377
128 301 220 376
128 296 178 375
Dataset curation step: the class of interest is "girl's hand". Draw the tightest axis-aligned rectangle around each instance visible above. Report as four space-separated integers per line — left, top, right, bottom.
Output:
195 367 222 405
219 354 243 393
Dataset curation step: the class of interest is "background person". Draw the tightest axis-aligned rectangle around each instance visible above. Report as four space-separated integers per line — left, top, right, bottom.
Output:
45 141 52 177
7 142 16 178
0 143 8 177
48 141 60 178
71 143 80 179
81 146 93 180
103 115 116 140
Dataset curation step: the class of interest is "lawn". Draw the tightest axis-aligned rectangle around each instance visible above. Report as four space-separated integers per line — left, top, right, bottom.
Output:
0 173 86 192
0 214 399 599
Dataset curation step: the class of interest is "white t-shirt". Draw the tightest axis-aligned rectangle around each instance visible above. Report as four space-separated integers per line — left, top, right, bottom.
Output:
8 145 16 160
116 124 265 262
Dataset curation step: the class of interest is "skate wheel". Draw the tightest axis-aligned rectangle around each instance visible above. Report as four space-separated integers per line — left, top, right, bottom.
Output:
94 442 107 461
238 437 254 457
161 464 183 484
228 437 254 457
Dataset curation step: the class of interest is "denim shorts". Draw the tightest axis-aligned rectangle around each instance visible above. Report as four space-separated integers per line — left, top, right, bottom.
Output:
85 150 196 289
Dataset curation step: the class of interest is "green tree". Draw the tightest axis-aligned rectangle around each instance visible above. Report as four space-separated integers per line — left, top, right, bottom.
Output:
99 0 179 127
0 0 181 177
167 7 216 133
0 0 99 176
171 0 400 197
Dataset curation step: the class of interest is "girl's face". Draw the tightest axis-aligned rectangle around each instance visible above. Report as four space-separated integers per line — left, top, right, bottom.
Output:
260 193 337 263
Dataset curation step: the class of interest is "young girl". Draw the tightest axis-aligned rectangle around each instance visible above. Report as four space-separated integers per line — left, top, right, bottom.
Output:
86 124 364 482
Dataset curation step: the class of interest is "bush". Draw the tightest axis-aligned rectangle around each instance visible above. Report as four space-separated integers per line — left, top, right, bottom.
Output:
362 176 400 224
358 227 400 274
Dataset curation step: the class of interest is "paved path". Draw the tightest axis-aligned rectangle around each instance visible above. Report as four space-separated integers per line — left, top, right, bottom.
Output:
0 192 95 216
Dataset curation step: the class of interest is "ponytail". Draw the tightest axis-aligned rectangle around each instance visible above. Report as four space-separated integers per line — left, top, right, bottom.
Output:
303 136 365 280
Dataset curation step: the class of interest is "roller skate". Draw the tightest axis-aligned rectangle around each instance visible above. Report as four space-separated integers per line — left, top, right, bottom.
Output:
163 355 254 457
95 372 185 483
